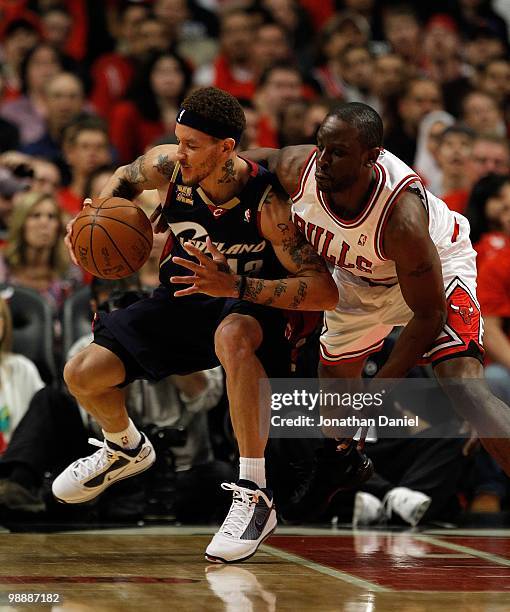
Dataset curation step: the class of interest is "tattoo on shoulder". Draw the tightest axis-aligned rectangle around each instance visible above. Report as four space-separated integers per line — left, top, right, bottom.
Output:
154 154 175 179
218 159 236 184
409 262 433 277
277 223 290 233
282 230 326 271
289 280 308 309
125 155 148 184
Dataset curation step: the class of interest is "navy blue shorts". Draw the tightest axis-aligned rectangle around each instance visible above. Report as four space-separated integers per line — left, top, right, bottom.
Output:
93 285 291 385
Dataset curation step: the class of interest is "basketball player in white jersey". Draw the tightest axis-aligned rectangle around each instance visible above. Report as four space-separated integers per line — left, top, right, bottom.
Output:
183 102 510 517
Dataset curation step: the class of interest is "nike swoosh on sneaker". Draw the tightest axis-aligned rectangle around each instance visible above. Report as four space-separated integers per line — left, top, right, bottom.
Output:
83 457 130 488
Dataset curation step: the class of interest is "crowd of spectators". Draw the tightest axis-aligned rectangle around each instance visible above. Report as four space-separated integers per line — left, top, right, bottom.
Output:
0 0 509 525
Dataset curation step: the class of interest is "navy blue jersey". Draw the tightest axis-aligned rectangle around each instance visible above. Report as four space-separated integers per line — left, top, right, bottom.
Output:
158 158 286 287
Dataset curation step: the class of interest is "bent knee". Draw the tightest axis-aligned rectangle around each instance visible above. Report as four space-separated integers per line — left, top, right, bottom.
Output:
214 315 263 362
64 344 125 394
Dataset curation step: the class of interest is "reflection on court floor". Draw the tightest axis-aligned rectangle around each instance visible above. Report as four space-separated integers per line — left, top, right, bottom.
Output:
1 527 509 611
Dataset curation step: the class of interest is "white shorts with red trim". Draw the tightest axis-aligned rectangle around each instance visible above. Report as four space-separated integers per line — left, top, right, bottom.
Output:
320 218 484 366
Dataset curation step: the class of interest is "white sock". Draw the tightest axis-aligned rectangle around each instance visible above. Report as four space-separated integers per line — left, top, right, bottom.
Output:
239 457 266 488
103 418 141 450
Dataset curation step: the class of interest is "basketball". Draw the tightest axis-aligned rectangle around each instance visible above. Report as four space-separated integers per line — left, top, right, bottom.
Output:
72 197 154 279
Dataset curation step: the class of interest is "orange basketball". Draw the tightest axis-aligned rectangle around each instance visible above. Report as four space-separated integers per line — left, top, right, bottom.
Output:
72 197 154 279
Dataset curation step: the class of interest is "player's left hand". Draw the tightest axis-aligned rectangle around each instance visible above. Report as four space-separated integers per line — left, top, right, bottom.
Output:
170 237 239 298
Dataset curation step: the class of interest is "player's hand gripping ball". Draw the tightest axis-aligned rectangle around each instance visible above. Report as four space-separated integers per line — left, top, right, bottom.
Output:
71 197 153 279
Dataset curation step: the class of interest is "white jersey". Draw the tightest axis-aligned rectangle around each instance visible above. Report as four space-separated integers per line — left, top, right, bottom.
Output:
291 148 462 284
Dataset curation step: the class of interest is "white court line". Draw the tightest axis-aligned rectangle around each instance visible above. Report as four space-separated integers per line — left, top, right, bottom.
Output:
261 543 391 593
415 534 510 568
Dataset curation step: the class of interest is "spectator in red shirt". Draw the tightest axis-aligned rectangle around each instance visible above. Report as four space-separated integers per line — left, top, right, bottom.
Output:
254 63 303 148
109 50 192 164
89 2 149 120
469 174 510 257
58 117 111 217
436 125 475 215
193 8 256 99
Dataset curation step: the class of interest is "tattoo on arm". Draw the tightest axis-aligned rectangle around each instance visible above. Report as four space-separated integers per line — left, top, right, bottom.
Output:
409 262 433 278
245 279 265 301
282 231 325 271
125 155 148 184
274 280 287 298
218 159 236 184
289 280 308 309
154 154 175 179
112 178 139 200
277 223 290 233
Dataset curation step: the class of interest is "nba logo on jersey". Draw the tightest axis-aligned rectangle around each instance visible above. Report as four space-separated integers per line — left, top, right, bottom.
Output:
244 209 251 223
358 234 367 246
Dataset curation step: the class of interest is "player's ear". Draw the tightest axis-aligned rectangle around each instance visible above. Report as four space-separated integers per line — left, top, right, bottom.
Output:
365 147 381 167
222 138 236 154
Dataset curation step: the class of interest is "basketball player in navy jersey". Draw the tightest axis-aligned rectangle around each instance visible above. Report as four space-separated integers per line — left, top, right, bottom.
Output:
53 88 338 563
211 102 510 520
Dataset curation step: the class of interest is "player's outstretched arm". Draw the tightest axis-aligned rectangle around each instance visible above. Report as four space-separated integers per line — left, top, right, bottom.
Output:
100 144 178 201
170 190 338 311
375 191 447 378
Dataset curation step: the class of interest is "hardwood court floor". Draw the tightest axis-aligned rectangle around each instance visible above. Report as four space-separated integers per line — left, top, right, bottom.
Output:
0 526 509 611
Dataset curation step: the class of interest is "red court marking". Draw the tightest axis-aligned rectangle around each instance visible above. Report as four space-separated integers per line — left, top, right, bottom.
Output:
268 535 510 591
0 576 198 584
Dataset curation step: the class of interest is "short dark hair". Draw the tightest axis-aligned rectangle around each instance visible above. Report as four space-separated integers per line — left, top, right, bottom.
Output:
439 124 476 144
63 116 109 147
181 87 246 136
327 102 383 150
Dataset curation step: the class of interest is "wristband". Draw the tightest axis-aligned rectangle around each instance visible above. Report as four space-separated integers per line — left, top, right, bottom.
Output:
238 275 248 299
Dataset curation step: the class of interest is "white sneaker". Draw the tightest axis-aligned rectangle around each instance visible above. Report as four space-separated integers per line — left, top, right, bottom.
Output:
205 480 277 563
52 434 155 504
383 487 431 527
352 491 384 527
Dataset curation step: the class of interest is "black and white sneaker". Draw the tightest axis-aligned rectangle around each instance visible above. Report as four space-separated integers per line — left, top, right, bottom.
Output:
52 434 155 504
205 480 277 563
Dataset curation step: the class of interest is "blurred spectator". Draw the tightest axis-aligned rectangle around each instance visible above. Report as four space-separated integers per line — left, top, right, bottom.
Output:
193 8 256 99
239 100 262 151
422 15 469 84
255 63 303 148
461 89 506 137
0 166 30 239
136 14 170 56
0 295 44 456
436 125 475 214
313 11 370 99
0 43 63 146
40 6 72 54
453 0 509 43
302 99 333 143
382 5 422 71
384 77 443 167
465 26 508 70
110 50 192 164
478 57 510 125
89 2 149 120
59 117 111 216
0 191 79 313
414 110 455 194
0 17 41 100
261 0 313 65
21 72 86 171
31 157 61 196
466 134 510 187
252 21 293 75
339 44 377 107
369 52 407 129
83 164 116 200
153 0 218 68
469 174 510 252
278 99 308 147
